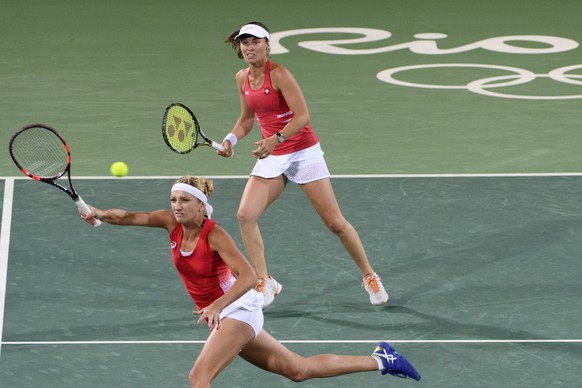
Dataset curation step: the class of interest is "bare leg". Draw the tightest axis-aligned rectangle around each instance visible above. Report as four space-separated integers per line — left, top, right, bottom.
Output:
240 330 377 382
237 176 286 277
189 318 255 388
300 178 374 276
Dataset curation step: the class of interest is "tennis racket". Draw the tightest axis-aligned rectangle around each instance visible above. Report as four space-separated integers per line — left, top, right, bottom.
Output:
9 124 101 227
162 102 225 153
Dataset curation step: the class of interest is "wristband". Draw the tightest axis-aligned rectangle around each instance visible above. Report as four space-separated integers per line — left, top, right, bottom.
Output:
223 133 238 147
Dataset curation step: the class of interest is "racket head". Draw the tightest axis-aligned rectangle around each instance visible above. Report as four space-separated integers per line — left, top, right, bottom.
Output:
9 124 71 181
162 103 200 154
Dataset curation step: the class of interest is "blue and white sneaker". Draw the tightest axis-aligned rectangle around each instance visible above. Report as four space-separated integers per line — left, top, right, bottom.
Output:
371 341 421 381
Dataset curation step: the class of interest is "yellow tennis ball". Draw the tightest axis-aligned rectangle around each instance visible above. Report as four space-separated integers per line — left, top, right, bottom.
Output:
110 161 128 177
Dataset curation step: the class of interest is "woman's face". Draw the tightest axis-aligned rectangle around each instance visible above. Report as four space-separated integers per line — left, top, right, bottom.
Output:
171 191 204 223
239 36 269 63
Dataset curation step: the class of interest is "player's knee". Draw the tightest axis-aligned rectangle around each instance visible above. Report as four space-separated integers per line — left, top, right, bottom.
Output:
283 365 310 382
188 366 210 388
188 367 197 386
278 359 312 382
264 352 309 382
237 207 257 227
323 216 348 235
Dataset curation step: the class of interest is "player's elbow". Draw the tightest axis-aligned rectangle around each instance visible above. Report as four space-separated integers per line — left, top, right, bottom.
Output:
248 271 259 289
237 266 258 290
296 112 310 128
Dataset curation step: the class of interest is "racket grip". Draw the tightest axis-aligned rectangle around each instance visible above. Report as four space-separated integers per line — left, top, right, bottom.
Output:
75 197 102 227
211 141 225 152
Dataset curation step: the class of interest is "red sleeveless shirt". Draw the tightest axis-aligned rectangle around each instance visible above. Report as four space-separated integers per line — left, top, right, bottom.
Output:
243 61 318 155
170 219 236 309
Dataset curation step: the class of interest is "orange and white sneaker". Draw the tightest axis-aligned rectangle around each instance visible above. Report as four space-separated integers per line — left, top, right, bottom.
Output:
256 275 283 309
362 272 389 305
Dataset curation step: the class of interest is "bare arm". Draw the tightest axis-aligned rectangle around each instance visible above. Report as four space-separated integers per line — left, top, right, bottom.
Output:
81 205 177 232
194 224 258 330
251 63 311 158
232 69 258 139
270 63 311 139
218 69 256 157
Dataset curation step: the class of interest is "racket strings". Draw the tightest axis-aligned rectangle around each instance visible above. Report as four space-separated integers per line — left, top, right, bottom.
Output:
11 127 69 179
163 105 198 153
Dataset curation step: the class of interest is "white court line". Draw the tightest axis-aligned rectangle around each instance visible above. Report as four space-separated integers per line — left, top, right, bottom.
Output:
0 178 15 359
2 174 581 351
2 339 582 346
2 172 582 180
75 173 582 179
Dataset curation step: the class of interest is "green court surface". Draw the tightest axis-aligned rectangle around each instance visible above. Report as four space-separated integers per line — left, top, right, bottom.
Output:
2 0 582 176
2 177 582 387
2 0 582 387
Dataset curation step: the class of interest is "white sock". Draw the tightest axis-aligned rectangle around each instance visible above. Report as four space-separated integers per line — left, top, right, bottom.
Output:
371 355 383 370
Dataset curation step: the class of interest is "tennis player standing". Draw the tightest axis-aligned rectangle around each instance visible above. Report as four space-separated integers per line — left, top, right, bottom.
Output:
80 176 420 386
219 21 389 308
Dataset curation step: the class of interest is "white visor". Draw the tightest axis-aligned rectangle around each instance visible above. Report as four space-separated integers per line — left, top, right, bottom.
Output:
235 24 270 40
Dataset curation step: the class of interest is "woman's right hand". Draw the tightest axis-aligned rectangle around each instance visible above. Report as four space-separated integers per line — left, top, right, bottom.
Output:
79 205 100 225
217 140 234 158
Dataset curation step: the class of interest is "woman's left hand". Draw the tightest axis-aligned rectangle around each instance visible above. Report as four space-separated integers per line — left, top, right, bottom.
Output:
252 136 278 159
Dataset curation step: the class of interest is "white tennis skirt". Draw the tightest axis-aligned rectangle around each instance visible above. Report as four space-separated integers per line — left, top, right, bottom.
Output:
219 289 264 337
250 143 331 184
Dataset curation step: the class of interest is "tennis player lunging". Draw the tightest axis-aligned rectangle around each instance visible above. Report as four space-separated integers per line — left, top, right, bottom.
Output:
218 21 389 308
80 176 420 387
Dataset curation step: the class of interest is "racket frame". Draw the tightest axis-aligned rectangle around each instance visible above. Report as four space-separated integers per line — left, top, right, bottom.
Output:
9 124 101 227
162 102 225 153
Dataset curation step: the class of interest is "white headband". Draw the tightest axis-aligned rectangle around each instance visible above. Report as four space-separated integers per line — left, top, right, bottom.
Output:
235 24 270 40
171 183 213 219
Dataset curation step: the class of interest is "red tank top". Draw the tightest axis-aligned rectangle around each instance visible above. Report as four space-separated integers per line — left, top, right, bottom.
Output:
244 61 318 155
170 219 236 309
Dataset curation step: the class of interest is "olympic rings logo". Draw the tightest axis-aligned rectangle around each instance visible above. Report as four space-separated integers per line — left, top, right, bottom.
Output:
377 64 582 100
